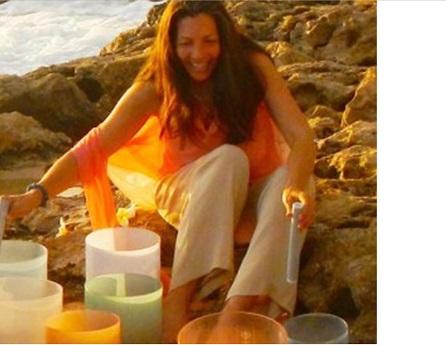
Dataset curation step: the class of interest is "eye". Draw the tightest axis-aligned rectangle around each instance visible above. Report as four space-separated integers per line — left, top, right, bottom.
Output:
177 40 191 47
205 38 219 44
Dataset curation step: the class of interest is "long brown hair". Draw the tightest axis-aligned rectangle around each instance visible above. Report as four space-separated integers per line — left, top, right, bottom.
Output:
136 0 268 144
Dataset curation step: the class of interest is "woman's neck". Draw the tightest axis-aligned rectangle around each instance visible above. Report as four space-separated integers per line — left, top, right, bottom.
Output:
191 80 213 103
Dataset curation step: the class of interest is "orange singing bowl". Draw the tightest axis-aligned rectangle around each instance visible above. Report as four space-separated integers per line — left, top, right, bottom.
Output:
45 309 121 344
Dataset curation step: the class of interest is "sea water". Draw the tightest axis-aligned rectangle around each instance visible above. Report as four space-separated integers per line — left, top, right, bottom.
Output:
0 0 158 76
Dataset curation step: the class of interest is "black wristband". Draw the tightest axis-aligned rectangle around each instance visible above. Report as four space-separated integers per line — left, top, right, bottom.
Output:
26 183 49 207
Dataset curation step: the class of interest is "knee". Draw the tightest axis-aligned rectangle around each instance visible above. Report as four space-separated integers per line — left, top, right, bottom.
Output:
213 144 249 175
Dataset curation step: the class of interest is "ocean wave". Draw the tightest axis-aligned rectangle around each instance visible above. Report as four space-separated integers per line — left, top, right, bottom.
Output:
0 0 152 76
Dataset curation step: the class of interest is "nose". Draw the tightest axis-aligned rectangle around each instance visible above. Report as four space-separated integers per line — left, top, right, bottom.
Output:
190 42 206 60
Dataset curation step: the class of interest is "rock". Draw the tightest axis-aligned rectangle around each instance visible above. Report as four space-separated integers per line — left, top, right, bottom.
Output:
0 112 71 154
342 67 377 126
308 116 340 140
306 16 337 48
315 145 377 179
318 120 377 155
299 225 377 344
316 176 377 198
287 3 376 66
266 41 315 67
7 45 149 141
306 105 342 140
71 53 148 119
0 73 100 141
314 187 376 229
279 61 364 111
0 111 71 170
306 104 342 122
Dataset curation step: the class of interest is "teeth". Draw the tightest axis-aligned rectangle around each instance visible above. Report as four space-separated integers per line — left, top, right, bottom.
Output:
191 62 207 71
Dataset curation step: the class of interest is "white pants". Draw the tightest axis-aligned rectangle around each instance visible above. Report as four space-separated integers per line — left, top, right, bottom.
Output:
153 144 312 316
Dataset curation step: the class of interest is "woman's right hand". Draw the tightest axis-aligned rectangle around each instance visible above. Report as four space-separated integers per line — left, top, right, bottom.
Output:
0 189 43 222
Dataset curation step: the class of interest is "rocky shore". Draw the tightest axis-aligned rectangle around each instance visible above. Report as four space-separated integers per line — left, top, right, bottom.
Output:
0 1 377 343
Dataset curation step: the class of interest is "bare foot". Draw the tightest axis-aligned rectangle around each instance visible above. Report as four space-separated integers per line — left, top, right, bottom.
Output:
224 295 290 323
162 296 190 343
223 295 270 315
162 280 198 343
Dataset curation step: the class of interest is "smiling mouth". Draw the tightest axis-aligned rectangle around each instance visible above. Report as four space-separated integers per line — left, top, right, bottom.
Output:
190 62 209 73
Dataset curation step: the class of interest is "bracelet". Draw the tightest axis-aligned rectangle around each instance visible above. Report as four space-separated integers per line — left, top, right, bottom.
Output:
26 183 49 207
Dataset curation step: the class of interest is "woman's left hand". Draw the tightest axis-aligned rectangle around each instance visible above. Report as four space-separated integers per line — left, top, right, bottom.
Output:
282 187 315 231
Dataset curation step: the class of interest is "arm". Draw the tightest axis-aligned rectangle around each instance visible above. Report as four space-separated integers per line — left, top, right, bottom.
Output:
251 53 317 229
2 81 161 220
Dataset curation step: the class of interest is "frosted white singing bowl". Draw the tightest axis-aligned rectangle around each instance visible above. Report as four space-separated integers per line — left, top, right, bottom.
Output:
284 313 349 344
85 227 161 280
0 240 48 279
0 277 63 343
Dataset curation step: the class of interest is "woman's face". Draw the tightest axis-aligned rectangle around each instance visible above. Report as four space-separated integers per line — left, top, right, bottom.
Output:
175 13 221 83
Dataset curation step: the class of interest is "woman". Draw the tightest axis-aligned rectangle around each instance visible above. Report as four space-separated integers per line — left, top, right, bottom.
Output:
1 1 316 342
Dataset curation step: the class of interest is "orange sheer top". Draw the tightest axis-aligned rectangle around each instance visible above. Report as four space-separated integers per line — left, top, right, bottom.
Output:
72 102 286 230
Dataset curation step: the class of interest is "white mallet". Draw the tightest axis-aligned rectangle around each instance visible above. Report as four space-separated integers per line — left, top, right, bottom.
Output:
0 199 10 248
287 202 303 283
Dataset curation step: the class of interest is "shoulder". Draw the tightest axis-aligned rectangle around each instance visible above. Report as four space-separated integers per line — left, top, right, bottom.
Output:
247 50 279 85
248 50 275 70
246 50 284 95
123 80 162 114
129 80 160 102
